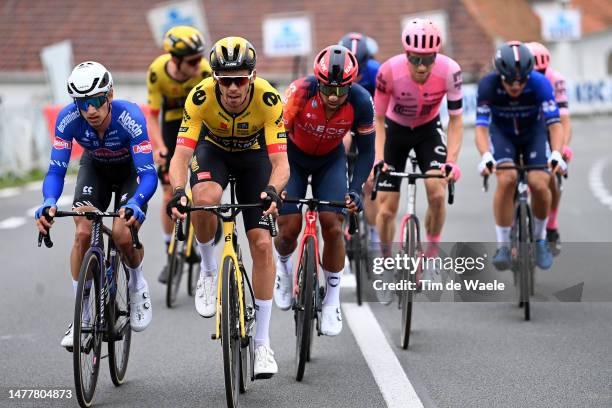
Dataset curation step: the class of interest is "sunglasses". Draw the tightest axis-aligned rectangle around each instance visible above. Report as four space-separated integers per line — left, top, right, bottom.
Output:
501 75 529 86
407 53 437 67
214 72 253 87
318 82 351 97
184 56 202 67
75 95 108 111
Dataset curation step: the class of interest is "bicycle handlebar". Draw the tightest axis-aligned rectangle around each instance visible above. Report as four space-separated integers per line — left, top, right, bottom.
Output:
37 208 141 249
371 163 455 205
282 196 359 235
482 162 553 192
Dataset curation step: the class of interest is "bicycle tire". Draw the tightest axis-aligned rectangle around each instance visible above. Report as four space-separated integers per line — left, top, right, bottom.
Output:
400 217 418 349
239 270 249 394
295 236 315 381
352 217 363 306
518 202 531 321
166 235 185 308
221 257 241 407
108 258 132 386
187 255 200 297
73 252 102 408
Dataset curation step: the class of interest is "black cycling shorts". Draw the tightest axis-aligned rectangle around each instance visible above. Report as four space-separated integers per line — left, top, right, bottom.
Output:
378 116 447 192
73 151 148 213
189 142 272 231
157 119 181 185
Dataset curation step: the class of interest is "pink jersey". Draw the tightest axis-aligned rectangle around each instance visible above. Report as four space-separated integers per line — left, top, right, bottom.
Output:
544 68 569 115
374 53 463 128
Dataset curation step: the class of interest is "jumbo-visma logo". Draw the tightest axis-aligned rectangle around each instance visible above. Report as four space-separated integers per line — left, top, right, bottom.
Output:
133 141 152 154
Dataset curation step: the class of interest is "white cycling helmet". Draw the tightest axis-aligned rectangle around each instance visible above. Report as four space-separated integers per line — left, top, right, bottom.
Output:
67 61 113 98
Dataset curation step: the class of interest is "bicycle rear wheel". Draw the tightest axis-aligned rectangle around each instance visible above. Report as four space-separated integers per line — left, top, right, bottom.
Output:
221 257 241 408
73 252 102 408
166 235 185 308
108 258 132 386
400 217 418 350
295 236 315 381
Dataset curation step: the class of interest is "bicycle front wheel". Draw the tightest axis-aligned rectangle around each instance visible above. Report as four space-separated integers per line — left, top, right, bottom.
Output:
518 202 532 321
73 252 102 408
295 236 315 381
108 258 132 386
221 257 241 408
400 217 419 350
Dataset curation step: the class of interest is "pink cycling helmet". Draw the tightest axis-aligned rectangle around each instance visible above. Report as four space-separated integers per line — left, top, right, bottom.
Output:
402 18 442 53
526 42 550 72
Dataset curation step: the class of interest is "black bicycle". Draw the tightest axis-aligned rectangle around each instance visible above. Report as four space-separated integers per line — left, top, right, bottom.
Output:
282 196 356 381
38 203 141 407
372 159 454 349
483 158 552 321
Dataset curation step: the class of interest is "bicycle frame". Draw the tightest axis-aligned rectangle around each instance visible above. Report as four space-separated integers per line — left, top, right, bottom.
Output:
293 210 321 296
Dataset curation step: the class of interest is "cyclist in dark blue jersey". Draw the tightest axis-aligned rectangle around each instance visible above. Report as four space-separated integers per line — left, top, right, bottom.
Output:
34 61 158 348
339 32 382 247
475 42 566 271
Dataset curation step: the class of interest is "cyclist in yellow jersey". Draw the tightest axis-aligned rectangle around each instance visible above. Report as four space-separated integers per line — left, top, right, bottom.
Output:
146 26 212 283
167 37 289 378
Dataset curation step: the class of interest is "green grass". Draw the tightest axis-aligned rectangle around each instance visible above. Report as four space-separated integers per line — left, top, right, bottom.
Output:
0 169 46 189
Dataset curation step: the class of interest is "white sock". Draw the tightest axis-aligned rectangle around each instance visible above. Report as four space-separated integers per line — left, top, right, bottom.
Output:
254 298 272 348
197 238 217 277
322 268 343 306
276 251 293 276
163 233 172 245
369 224 380 243
72 280 79 297
127 260 145 291
533 217 548 241
495 225 511 248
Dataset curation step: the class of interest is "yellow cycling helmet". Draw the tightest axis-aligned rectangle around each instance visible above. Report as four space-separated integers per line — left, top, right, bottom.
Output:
163 25 205 57
209 36 256 72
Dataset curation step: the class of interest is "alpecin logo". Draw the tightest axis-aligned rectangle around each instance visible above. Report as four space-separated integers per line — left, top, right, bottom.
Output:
57 110 79 133
118 110 143 138
53 137 72 150
132 141 152 154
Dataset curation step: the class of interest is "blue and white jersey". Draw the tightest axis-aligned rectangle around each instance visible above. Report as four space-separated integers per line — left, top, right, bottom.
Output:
476 71 560 136
43 100 157 207
358 58 381 97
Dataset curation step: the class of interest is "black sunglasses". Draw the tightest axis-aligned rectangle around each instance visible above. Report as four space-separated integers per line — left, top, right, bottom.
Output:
75 94 108 111
318 82 351 96
502 75 529 86
407 53 436 67
214 72 253 87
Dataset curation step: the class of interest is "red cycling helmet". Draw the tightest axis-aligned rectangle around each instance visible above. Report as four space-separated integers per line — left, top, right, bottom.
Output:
313 45 358 86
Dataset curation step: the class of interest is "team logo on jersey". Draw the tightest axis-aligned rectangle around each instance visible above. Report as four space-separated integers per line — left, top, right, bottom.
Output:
220 122 228 129
133 141 152 154
117 110 143 138
53 137 72 150
237 122 249 129
191 86 206 105
57 110 79 133
263 92 279 106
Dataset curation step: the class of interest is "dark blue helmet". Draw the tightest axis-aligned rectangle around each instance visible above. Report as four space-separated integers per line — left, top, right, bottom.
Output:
494 41 534 83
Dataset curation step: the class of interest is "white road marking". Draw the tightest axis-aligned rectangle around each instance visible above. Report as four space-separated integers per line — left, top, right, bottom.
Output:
0 217 27 230
588 158 612 210
343 303 424 408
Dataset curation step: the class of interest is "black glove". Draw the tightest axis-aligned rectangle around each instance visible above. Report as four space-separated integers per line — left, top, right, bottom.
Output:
262 185 282 211
347 189 363 212
166 187 188 217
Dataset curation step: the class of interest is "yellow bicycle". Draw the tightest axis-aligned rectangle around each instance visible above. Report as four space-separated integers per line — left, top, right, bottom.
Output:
176 176 276 408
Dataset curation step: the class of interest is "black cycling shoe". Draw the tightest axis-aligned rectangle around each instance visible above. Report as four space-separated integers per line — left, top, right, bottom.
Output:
546 228 562 257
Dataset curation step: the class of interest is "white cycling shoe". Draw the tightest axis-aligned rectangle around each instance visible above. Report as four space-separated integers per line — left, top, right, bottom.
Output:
129 280 152 332
61 323 73 349
273 259 293 311
195 275 217 318
253 344 278 379
320 305 343 336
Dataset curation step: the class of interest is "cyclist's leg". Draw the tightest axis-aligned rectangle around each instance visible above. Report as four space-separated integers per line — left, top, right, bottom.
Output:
71 152 112 282
190 142 227 270
524 123 552 241
376 118 411 257
159 120 181 248
312 145 348 312
414 117 448 258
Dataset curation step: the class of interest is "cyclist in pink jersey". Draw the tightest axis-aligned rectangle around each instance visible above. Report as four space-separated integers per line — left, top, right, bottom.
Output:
373 18 463 286
527 42 572 254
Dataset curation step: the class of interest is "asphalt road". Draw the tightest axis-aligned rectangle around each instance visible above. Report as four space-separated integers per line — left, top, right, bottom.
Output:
1 116 611 408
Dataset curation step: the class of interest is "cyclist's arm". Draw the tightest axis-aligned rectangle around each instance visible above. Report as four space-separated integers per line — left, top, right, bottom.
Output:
475 125 490 156
268 151 290 193
146 65 166 157
445 61 464 163
127 108 158 207
548 122 563 153
560 114 572 146
169 145 193 191
146 110 165 156
264 90 289 191
349 86 375 190
373 63 391 163
42 135 72 203
475 79 493 155
446 113 463 164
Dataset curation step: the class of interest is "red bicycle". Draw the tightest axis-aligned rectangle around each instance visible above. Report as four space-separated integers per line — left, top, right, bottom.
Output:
282 196 357 381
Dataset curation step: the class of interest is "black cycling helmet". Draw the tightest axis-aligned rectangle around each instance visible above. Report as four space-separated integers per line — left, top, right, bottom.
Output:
494 41 534 83
339 33 370 73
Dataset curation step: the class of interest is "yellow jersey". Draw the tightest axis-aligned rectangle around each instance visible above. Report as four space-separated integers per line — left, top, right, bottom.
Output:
177 77 287 154
146 54 212 122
